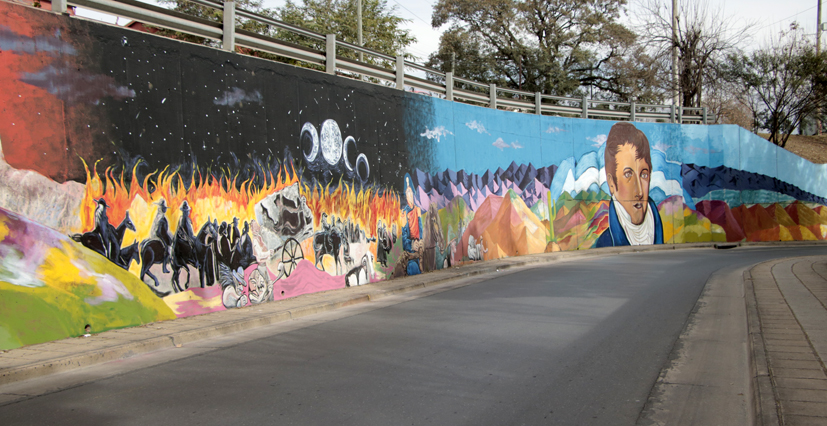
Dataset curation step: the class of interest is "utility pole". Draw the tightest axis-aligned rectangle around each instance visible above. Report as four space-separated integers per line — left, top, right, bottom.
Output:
818 0 823 134
672 0 679 107
818 0 822 54
357 0 363 63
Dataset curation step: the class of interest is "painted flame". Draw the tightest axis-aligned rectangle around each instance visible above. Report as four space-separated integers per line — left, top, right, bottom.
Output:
77 159 403 248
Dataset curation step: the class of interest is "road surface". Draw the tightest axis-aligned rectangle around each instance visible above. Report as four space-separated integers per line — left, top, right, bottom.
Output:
2 246 826 425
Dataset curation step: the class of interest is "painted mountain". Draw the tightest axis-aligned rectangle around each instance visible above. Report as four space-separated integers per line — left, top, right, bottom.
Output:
457 190 548 260
413 162 556 212
697 200 827 242
682 164 827 205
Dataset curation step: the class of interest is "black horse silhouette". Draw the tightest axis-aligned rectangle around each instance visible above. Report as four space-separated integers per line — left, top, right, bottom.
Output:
116 241 140 270
229 225 255 272
139 239 167 288
170 221 217 292
71 212 136 263
313 228 347 275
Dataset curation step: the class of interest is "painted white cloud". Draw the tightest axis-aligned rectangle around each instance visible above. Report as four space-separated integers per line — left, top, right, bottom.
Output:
492 138 523 150
650 170 684 197
587 134 607 148
214 87 263 106
492 138 510 150
465 120 490 134
561 167 606 195
545 125 564 133
420 126 453 142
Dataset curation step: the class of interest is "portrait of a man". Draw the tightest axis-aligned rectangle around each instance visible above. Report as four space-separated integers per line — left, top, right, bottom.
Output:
594 122 664 247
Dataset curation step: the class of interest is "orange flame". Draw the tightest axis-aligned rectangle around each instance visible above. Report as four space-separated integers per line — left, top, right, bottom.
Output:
77 159 403 247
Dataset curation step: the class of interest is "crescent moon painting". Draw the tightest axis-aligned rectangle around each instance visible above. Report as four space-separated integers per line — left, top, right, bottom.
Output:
301 122 319 163
343 136 356 171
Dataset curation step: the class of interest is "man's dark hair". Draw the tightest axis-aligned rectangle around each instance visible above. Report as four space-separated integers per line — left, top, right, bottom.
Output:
604 122 652 187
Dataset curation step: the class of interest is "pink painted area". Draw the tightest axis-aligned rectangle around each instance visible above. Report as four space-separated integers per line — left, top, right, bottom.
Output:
170 286 225 317
272 259 345 301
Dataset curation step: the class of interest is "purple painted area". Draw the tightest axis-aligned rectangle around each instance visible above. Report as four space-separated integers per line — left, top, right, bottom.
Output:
273 259 345 300
0 207 71 287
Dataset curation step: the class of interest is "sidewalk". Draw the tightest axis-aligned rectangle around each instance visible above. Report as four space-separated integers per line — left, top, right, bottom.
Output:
746 256 827 426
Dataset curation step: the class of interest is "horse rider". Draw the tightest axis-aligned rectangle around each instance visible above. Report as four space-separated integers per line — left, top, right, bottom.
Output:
93 198 114 259
150 198 173 272
172 200 199 268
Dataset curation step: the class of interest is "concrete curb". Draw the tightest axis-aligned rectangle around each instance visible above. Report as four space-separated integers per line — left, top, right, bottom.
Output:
0 241 824 387
743 265 781 426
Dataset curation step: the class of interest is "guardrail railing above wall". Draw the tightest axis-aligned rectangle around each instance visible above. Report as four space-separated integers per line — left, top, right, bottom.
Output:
46 0 710 124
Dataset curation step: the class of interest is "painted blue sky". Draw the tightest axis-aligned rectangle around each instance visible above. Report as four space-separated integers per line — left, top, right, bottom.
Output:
416 97 827 199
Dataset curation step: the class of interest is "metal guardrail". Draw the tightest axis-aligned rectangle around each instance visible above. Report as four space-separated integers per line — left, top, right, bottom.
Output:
46 0 710 124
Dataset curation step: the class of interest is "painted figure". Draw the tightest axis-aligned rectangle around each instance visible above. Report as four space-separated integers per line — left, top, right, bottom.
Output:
149 199 172 272
93 198 114 258
397 173 424 276
219 264 248 308
376 220 396 267
595 122 664 247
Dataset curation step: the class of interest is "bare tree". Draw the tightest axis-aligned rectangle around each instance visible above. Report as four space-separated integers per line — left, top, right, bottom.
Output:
634 0 753 108
724 24 827 147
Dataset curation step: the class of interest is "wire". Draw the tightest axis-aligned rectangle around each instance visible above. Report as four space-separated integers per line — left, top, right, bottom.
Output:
389 0 432 28
757 4 818 31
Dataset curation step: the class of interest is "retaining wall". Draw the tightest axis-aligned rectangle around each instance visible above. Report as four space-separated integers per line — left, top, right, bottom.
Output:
1 1 825 349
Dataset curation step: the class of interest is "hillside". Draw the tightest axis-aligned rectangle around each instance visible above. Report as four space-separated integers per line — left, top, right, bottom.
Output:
759 134 827 164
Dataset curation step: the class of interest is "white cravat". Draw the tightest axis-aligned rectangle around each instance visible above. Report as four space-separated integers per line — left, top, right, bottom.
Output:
612 196 655 245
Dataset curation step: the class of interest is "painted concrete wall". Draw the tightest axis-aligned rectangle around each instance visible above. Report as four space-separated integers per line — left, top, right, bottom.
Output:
1 2 826 349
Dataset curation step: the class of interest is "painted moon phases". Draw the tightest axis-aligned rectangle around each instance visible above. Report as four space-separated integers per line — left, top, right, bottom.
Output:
320 119 343 165
301 122 319 163
356 153 369 183
343 136 356 171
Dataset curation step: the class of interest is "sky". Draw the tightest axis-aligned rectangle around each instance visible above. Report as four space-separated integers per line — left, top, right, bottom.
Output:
76 0 826 64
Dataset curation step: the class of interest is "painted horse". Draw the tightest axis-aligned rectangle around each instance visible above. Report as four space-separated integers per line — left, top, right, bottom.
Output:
71 211 136 264
313 227 347 275
170 221 217 292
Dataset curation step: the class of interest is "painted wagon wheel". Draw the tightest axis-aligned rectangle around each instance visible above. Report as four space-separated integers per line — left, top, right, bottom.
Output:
280 238 303 277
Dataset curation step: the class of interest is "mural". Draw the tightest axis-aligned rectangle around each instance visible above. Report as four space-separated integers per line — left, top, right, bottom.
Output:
2 2 827 349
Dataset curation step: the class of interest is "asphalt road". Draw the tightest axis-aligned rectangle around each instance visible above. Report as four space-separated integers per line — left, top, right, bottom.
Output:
3 246 827 426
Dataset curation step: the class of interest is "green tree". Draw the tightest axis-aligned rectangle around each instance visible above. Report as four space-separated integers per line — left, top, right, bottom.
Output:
154 0 414 68
425 0 642 99
155 0 279 49
277 0 416 63
724 25 827 147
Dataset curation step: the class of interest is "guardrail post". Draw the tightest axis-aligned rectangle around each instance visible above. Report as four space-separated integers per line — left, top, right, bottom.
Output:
670 104 676 123
702 107 708 124
222 1 235 52
51 0 67 13
396 56 405 90
678 105 683 124
489 83 497 109
445 72 453 101
581 95 588 119
630 101 636 122
535 92 542 115
326 34 336 75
